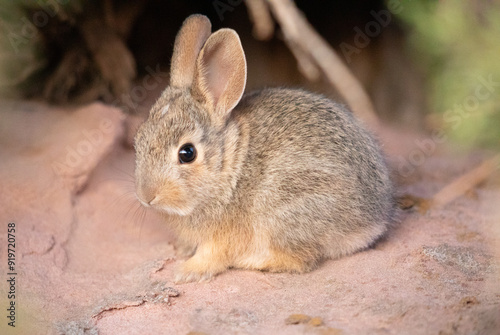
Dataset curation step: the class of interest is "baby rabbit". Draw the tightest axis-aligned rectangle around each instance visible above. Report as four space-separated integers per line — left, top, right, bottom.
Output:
134 14 396 283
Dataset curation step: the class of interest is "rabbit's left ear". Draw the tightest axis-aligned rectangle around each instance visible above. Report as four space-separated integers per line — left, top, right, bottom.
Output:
170 15 212 89
192 29 247 121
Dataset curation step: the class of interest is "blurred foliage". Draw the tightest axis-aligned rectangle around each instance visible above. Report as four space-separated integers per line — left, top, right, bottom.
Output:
0 0 83 97
394 0 500 149
0 1 44 96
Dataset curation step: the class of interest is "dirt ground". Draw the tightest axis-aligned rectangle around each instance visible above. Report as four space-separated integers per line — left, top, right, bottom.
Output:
0 100 498 335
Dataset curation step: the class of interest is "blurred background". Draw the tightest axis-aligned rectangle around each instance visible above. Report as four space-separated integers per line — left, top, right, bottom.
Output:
0 0 499 150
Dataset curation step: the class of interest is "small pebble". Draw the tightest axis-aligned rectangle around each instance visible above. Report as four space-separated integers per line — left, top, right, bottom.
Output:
285 314 311 325
308 317 324 327
460 296 479 306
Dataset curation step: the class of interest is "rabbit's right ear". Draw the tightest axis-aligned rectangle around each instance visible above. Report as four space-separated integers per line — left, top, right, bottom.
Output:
170 15 212 88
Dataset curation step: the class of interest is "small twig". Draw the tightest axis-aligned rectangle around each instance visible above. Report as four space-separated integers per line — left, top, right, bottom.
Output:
245 0 275 40
286 40 322 82
246 0 319 78
262 0 380 128
429 154 500 210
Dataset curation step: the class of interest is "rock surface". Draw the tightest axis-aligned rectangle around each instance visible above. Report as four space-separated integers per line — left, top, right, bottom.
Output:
0 101 498 335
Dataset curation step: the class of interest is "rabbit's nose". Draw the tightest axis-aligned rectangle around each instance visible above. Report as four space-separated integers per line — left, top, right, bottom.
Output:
135 182 157 207
137 194 159 208
136 192 154 207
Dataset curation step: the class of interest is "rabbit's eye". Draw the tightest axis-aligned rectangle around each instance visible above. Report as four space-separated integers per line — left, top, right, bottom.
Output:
178 143 197 164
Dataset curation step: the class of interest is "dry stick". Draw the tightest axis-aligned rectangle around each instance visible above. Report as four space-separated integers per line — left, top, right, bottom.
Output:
286 40 322 82
245 0 320 80
265 0 380 128
430 154 500 209
245 0 275 40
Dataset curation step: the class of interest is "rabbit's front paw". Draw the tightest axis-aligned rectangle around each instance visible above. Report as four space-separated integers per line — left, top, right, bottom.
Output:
174 251 227 284
174 265 213 284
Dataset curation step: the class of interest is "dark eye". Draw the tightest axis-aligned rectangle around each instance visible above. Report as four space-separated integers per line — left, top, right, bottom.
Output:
178 143 197 164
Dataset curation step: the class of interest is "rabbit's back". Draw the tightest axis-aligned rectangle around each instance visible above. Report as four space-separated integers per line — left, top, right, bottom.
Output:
233 88 395 260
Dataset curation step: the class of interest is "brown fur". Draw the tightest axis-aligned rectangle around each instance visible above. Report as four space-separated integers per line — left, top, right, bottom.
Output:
134 15 396 283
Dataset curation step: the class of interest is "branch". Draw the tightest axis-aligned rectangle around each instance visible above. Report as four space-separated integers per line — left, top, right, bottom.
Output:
246 0 380 128
245 0 274 40
429 154 500 210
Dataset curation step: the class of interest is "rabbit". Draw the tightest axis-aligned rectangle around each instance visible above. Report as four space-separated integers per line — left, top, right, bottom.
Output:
134 14 396 283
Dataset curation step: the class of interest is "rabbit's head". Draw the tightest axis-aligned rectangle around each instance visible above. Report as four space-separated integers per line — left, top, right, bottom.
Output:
134 15 247 217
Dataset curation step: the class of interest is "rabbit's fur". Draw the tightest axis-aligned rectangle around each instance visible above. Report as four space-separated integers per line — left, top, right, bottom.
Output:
134 15 396 283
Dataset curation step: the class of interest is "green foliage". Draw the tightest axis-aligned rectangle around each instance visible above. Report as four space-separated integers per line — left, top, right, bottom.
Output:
0 0 83 97
0 1 43 95
394 0 500 149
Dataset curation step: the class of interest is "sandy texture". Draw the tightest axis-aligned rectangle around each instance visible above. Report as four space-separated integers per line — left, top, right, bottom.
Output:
0 101 498 335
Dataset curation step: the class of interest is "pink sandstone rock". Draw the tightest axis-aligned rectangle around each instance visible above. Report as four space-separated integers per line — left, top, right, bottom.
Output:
0 102 498 335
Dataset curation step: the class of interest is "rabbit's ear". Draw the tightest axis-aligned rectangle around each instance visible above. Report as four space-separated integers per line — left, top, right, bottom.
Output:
192 29 247 121
170 15 212 88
